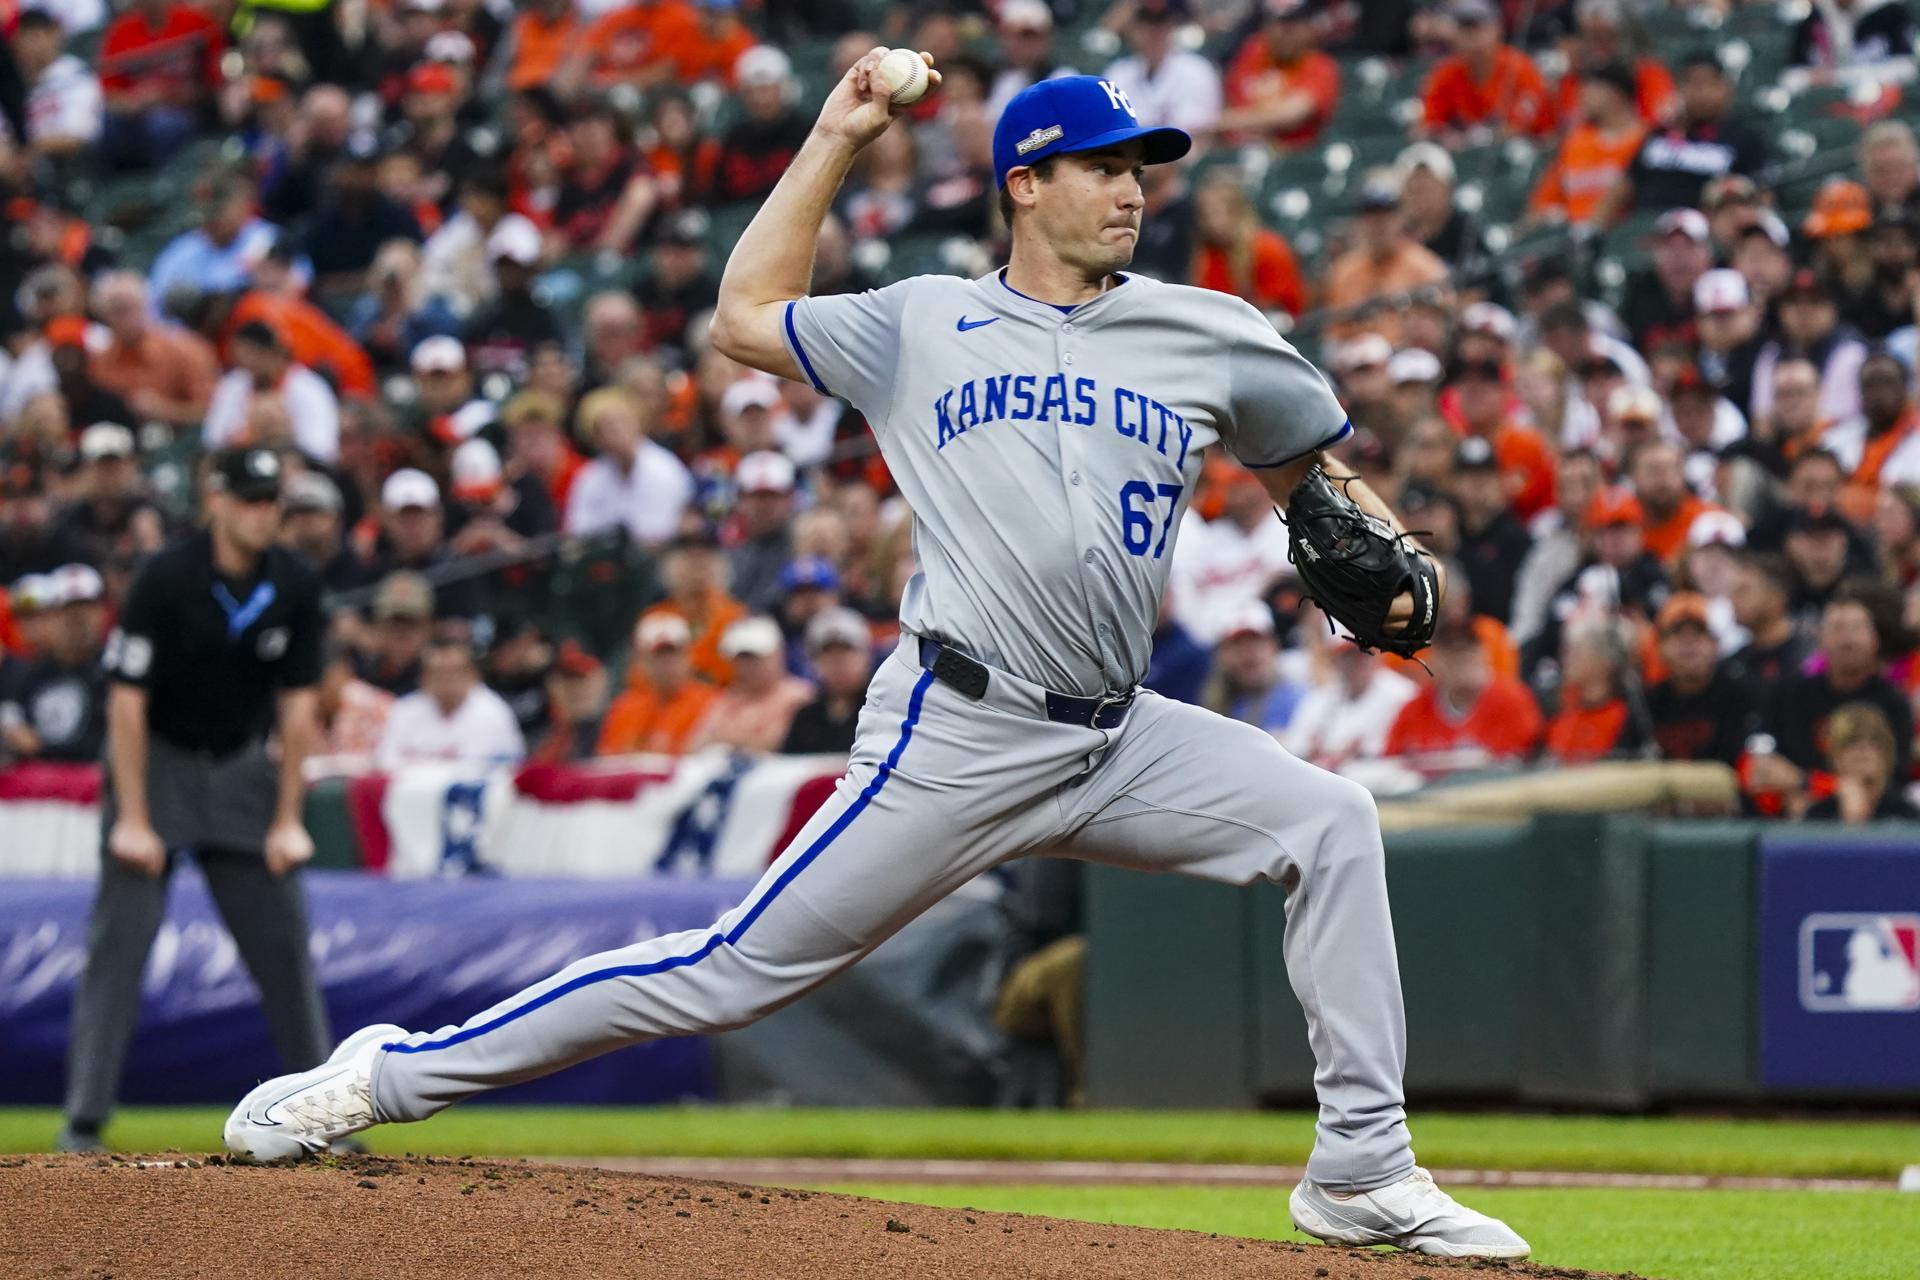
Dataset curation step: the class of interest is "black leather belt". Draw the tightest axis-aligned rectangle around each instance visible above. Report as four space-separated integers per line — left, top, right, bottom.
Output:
917 638 1136 730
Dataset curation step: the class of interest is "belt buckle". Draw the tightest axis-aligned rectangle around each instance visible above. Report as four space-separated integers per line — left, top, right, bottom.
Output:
1090 690 1132 729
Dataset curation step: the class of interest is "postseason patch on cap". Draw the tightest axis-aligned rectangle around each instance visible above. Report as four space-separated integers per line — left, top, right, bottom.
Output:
1015 124 1064 156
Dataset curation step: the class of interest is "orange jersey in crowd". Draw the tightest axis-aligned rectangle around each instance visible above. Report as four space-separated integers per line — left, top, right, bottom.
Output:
1321 242 1449 344
1529 122 1646 226
651 11 756 85
1641 495 1719 565
1544 698 1630 763
1192 230 1306 317
1384 614 1518 685
1222 40 1340 148
1450 419 1556 520
1422 47 1557 137
1554 59 1674 126
222 292 376 399
1385 676 1544 759
507 7 582 90
640 589 747 688
598 678 719 756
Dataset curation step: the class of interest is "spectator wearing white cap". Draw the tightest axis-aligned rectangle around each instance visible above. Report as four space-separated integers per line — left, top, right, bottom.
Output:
0 561 109 764
564 386 695 547
986 0 1078 122
461 215 562 382
686 616 814 754
597 612 720 758
204 320 341 464
447 438 557 563
280 471 370 593
1202 599 1311 735
1102 0 1222 140
1329 333 1395 434
778 607 875 755
1395 142 1487 273
1284 634 1418 770
54 423 166 568
708 46 811 204
362 468 478 620
728 450 799 615
1693 268 1763 414
406 335 498 456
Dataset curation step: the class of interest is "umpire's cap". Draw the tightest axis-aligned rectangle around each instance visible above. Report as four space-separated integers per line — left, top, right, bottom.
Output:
993 76 1189 189
209 447 284 502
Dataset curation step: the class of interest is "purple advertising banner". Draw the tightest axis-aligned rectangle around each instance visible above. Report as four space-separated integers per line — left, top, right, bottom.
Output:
0 869 754 1106
1758 833 1920 1091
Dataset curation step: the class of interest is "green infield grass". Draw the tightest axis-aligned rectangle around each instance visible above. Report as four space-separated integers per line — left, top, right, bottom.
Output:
804 1182 1916 1280
2 1106 1918 1179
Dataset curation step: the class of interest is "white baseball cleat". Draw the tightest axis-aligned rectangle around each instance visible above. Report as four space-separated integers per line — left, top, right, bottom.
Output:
223 1024 406 1162
1289 1166 1530 1259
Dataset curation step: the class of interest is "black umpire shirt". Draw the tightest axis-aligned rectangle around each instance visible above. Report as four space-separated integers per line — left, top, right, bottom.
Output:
105 530 325 756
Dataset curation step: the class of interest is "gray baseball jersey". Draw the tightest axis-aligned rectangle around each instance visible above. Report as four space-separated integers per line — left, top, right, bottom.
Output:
782 269 1352 696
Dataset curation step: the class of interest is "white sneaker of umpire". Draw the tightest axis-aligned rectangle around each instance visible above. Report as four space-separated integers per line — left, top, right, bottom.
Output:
224 1024 406 1161
1289 1167 1530 1259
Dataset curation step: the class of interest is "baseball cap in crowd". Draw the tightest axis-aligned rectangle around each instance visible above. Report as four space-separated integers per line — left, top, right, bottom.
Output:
1670 363 1714 398
734 45 793 89
719 615 784 659
1395 141 1454 186
657 208 711 248
486 215 543 266
1000 0 1054 31
1687 509 1746 549
1650 208 1710 244
721 378 784 421
1332 333 1392 372
1655 592 1712 635
1220 600 1276 642
1803 179 1873 239
1584 59 1637 100
283 470 343 515
1455 436 1498 472
1780 266 1828 301
780 556 841 594
451 439 505 503
424 30 476 64
1586 487 1645 528
1693 268 1750 315
992 75 1191 189
805 606 870 655
9 572 54 615
79 422 135 462
209 447 284 502
502 388 565 431
1460 301 1518 343
1388 347 1445 385
1451 0 1499 25
1357 170 1401 212
736 450 797 495
636 612 694 652
382 468 441 511
232 318 287 352
552 640 602 678
1608 384 1662 425
411 334 467 375
50 563 104 606
372 571 434 622
406 63 457 96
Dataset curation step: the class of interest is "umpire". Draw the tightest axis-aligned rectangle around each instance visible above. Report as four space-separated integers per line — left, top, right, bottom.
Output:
60 448 333 1152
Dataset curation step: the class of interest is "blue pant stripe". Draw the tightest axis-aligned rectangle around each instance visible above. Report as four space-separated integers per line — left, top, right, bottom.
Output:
384 669 936 1057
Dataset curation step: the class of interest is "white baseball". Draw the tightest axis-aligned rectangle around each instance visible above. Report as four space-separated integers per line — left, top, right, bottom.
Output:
874 48 929 106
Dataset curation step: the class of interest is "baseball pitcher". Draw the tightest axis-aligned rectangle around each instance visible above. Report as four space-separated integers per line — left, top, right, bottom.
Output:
225 55 1524 1259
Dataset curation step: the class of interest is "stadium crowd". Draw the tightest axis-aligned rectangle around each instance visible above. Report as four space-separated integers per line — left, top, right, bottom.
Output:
2 0 1920 824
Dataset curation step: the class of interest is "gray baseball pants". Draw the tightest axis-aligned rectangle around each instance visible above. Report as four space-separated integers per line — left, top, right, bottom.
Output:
371 637 1413 1190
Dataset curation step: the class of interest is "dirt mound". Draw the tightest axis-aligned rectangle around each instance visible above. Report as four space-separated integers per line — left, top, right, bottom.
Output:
3 1154 1644 1280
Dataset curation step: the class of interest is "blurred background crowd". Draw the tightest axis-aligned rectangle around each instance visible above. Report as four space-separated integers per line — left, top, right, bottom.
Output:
2 0 1920 823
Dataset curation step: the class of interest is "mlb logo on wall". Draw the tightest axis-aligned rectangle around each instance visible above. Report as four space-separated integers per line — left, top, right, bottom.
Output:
1800 914 1920 1012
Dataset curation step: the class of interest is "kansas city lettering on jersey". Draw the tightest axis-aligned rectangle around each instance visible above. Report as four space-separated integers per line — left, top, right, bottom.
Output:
933 374 1195 468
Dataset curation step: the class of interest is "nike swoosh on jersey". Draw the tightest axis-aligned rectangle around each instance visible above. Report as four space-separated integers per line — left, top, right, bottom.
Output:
955 316 999 332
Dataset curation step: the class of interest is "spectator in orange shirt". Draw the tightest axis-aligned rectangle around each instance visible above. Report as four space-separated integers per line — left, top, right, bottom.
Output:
1384 623 1543 761
640 534 748 687
1190 172 1305 317
98 0 225 172
563 0 703 94
1419 0 1557 143
1528 63 1647 230
86 271 219 430
1322 174 1450 344
686 617 815 754
1553 0 1675 126
506 0 582 92
1217 0 1340 150
597 613 721 757
1453 358 1557 520
1630 438 1720 566
652 0 758 86
1543 616 1649 763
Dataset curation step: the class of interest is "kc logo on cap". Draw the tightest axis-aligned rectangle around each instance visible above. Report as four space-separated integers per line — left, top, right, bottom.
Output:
991 75 1192 188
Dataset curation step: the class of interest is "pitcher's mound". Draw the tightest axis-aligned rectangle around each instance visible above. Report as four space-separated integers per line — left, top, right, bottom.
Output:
4 1154 1645 1279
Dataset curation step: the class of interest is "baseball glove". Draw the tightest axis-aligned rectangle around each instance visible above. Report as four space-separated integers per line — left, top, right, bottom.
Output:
1285 466 1440 658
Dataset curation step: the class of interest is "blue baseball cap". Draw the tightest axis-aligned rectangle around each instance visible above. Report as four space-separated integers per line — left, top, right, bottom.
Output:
992 76 1190 189
779 556 841 594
